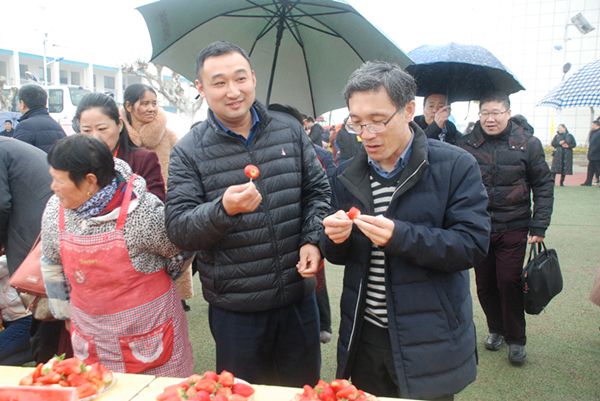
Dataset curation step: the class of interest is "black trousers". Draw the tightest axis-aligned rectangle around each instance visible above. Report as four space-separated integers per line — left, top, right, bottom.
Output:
350 321 454 401
583 160 600 185
208 294 320 387
475 228 528 345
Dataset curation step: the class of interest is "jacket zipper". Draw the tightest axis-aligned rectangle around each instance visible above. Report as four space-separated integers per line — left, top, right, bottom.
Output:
347 281 363 355
391 159 427 200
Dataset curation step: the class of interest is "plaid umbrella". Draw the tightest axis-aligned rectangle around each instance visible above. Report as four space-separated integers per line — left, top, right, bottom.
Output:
537 59 600 109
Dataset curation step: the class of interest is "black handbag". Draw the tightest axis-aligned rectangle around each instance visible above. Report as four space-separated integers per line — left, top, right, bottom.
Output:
521 242 562 315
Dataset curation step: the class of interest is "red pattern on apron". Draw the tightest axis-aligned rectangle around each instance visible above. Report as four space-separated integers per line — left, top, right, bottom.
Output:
59 175 193 376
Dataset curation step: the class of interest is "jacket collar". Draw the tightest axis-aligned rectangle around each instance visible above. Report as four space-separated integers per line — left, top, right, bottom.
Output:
206 101 271 138
18 107 48 122
338 122 429 213
465 120 528 149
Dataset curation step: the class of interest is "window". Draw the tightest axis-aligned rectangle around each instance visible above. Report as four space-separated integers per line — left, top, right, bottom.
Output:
104 76 115 90
71 71 81 86
48 88 64 113
60 70 68 84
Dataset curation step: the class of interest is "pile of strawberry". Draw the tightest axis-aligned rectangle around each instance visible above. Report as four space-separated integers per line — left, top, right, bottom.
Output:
156 370 255 401
293 379 378 401
19 355 114 399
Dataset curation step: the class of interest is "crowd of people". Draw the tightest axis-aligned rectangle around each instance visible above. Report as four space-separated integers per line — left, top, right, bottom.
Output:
0 39 598 400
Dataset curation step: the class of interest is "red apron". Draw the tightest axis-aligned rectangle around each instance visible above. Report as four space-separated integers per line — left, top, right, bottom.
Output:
58 175 193 376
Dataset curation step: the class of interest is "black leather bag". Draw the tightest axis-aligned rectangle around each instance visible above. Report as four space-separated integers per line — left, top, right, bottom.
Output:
521 242 562 315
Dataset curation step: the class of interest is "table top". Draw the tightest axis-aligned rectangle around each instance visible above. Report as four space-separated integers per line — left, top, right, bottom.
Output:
0 366 411 401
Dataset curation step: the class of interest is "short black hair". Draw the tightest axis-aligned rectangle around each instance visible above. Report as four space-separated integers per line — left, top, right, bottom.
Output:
4 120 12 124
47 135 116 188
18 84 47 110
479 92 511 110
195 41 251 79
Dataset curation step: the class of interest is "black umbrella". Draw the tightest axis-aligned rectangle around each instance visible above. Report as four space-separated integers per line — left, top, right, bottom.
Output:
137 0 413 117
405 42 525 102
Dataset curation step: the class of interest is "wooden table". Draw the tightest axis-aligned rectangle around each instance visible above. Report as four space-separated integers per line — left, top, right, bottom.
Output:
0 366 155 401
0 366 412 401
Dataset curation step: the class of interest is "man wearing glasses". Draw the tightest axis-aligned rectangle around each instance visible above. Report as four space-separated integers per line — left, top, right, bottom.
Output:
321 61 490 400
458 93 553 366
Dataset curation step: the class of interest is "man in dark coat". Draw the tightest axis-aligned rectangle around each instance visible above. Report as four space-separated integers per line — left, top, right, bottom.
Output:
304 116 325 147
581 118 600 186
457 93 554 366
321 61 490 400
335 124 362 164
0 137 54 365
13 84 66 153
0 120 14 137
165 41 330 387
413 93 460 145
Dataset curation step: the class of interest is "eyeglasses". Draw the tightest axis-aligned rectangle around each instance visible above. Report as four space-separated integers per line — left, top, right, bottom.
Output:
478 110 509 119
345 109 400 135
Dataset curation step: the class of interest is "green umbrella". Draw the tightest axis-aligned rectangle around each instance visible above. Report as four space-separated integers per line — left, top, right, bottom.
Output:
137 0 412 117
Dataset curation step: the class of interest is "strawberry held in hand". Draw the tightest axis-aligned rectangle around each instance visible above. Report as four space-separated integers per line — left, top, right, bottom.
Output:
244 164 260 181
346 206 361 220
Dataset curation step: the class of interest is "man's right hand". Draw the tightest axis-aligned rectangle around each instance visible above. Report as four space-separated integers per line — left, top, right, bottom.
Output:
323 210 353 244
434 105 451 128
222 182 262 216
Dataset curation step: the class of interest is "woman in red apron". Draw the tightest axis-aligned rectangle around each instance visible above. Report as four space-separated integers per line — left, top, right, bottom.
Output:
40 135 193 377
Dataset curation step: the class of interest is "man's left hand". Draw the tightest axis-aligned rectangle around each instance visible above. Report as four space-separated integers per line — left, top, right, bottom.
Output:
528 235 544 244
354 214 395 247
296 243 321 278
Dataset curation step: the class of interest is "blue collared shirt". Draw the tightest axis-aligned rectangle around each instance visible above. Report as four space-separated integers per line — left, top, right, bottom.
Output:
213 106 260 147
368 131 414 179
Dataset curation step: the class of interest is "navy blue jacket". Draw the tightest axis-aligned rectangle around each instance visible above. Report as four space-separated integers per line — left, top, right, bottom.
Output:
14 107 66 153
320 123 490 399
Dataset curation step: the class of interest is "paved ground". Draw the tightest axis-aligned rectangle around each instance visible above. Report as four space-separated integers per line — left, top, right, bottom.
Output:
549 153 597 187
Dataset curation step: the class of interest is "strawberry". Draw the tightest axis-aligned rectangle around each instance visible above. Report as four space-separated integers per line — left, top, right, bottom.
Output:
346 206 361 220
202 371 219 382
232 382 254 397
217 370 235 387
244 164 260 180
76 382 98 398
194 378 217 394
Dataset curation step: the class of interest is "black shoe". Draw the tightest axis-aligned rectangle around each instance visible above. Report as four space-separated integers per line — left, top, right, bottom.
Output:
581 183 591 186
508 344 526 365
181 300 191 312
484 333 504 351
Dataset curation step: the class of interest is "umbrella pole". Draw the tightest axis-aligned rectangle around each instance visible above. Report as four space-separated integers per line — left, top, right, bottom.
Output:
266 20 285 106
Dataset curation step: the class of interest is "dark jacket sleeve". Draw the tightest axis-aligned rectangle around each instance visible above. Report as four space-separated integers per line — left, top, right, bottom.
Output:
551 134 560 148
526 136 554 237
165 136 241 251
567 133 577 148
0 162 10 247
13 125 35 147
126 149 166 202
300 130 332 246
383 152 491 272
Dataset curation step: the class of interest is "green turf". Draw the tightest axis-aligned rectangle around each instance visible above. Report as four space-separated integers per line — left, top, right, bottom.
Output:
186 185 600 400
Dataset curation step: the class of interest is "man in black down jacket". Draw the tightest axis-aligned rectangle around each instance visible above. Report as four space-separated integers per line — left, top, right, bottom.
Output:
321 61 490 400
581 118 600 186
457 93 554 366
165 41 330 387
13 84 65 153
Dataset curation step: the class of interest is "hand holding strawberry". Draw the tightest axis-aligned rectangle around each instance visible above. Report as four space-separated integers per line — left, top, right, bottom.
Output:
244 164 260 181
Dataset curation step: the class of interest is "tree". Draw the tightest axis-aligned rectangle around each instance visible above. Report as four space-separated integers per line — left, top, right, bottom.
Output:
122 60 202 118
0 76 18 112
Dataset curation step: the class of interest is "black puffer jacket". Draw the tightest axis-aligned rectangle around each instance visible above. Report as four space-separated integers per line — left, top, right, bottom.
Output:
165 102 331 312
13 107 65 153
457 120 553 236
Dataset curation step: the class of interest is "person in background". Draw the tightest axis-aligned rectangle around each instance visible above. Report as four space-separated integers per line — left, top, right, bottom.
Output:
121 84 193 307
413 93 460 145
581 118 600 186
321 61 490 400
458 93 554 366
74 92 165 201
550 123 576 187
122 83 177 184
166 41 330 387
335 123 362 164
0 120 14 137
304 115 325 147
13 84 65 153
0 138 55 364
41 135 193 376
268 103 334 344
